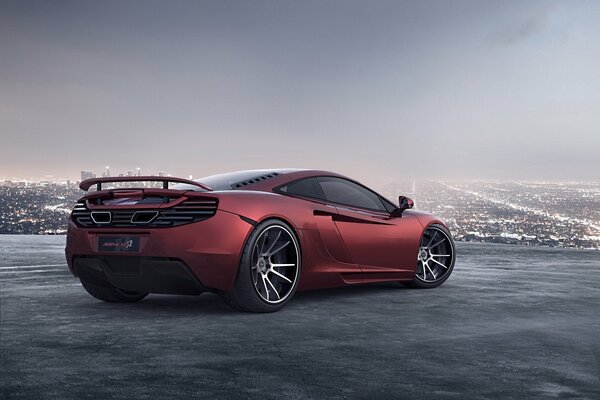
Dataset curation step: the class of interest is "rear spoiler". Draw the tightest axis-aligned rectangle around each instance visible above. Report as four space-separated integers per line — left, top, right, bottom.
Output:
79 176 212 191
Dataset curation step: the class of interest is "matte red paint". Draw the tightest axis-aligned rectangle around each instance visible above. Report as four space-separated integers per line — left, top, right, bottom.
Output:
65 170 448 293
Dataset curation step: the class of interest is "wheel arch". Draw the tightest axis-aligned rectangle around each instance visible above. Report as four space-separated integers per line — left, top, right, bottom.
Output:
246 215 303 263
222 215 303 311
407 210 450 235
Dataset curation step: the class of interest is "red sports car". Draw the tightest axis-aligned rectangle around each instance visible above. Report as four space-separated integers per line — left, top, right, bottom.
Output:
65 169 455 312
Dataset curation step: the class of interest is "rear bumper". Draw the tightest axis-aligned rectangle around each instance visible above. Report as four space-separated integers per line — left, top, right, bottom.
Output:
74 256 207 295
65 210 254 292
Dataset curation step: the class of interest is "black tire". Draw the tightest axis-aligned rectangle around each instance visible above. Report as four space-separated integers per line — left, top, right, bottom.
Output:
222 219 301 312
407 224 456 289
80 279 148 303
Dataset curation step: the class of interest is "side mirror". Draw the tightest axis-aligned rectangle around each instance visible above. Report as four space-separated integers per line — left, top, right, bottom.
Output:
399 196 414 210
390 196 414 218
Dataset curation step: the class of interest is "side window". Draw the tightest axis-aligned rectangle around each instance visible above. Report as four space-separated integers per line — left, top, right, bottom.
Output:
317 177 386 212
278 178 325 200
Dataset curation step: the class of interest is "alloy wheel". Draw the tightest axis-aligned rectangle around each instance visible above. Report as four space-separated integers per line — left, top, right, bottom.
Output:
251 225 300 304
416 226 454 283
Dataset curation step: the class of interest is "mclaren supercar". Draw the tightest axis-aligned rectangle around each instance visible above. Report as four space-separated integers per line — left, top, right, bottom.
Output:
65 169 455 312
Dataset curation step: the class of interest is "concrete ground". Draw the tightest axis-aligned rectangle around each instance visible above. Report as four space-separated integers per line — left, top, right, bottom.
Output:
1 235 599 399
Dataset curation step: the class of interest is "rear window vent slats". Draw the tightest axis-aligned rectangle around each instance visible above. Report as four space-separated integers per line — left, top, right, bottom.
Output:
231 172 280 189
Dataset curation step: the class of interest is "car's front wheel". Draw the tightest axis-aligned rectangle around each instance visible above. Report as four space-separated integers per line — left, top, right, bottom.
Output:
222 219 301 312
80 280 148 303
408 224 456 288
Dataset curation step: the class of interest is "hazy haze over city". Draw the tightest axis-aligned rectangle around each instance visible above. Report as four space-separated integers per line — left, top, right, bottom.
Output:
1 0 599 183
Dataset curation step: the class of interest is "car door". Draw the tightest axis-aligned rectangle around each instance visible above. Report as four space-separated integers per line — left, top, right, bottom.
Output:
276 177 354 265
316 176 421 279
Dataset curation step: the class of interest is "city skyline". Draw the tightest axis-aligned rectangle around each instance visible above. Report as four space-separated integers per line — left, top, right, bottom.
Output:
2 167 600 185
2 178 598 250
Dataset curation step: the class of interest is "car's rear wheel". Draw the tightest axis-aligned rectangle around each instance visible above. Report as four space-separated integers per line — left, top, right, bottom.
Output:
408 224 455 288
80 280 148 303
222 219 301 312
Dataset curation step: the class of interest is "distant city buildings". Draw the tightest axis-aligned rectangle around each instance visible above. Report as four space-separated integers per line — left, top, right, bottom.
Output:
1 178 598 250
80 170 96 181
378 181 600 250
6 167 174 185
0 183 80 234
79 167 171 181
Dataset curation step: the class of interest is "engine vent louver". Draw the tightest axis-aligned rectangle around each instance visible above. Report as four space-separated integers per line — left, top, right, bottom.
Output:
231 172 280 189
71 198 218 228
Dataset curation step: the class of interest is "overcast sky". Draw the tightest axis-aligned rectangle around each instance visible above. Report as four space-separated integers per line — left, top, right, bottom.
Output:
1 0 599 182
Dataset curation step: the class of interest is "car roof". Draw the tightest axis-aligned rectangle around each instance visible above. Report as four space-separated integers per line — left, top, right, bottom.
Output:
194 169 347 191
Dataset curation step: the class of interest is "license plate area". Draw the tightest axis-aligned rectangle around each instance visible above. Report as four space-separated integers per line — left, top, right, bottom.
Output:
98 236 140 253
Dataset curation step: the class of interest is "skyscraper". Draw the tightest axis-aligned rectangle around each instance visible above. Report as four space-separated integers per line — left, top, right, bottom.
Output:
80 170 95 181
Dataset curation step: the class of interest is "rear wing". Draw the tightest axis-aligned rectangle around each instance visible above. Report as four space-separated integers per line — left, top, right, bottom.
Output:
79 176 212 191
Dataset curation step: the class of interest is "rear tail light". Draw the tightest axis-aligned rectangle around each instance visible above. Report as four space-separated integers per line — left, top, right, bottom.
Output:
71 198 218 228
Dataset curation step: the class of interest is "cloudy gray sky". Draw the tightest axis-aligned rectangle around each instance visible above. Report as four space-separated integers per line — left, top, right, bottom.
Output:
1 0 599 182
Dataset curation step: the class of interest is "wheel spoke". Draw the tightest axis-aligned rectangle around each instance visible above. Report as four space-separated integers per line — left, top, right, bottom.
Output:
426 263 437 279
259 231 269 254
430 258 448 269
431 254 450 257
261 275 270 300
264 276 280 299
264 230 282 255
254 243 259 258
426 230 438 247
271 263 295 267
270 269 292 283
253 269 259 285
429 238 446 249
268 240 290 256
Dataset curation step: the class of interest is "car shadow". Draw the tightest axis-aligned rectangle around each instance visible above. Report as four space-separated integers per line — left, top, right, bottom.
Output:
72 282 409 316
293 281 407 303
